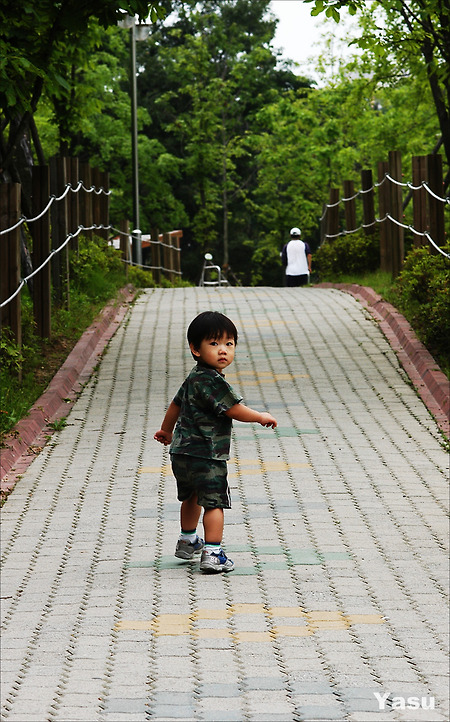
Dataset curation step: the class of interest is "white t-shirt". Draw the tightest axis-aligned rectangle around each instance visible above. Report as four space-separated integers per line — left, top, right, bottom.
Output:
285 240 309 276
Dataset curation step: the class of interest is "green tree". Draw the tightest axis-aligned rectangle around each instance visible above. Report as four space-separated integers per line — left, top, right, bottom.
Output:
38 25 188 230
136 0 309 279
0 0 166 192
306 0 450 184
245 38 442 284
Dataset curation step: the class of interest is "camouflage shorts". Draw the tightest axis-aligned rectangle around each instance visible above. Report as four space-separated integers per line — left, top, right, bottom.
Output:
170 453 231 509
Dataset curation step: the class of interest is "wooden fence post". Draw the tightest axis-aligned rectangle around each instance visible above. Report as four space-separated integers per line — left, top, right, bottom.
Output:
378 161 390 272
79 162 93 239
32 166 51 338
326 188 340 241
68 157 80 251
163 232 172 282
361 169 375 235
91 167 102 237
151 227 161 284
50 156 70 308
320 204 327 244
0 183 22 353
427 153 445 253
388 150 404 277
343 180 356 232
120 219 130 279
92 168 108 240
412 155 428 249
99 171 110 241
172 230 182 276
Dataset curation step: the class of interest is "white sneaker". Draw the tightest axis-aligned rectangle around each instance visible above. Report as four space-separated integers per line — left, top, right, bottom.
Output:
200 549 234 573
174 536 204 560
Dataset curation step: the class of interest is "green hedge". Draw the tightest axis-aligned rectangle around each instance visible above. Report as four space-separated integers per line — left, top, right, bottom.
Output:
389 244 450 373
314 231 380 280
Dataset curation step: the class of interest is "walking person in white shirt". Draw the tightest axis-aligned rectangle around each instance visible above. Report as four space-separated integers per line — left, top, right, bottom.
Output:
281 227 312 287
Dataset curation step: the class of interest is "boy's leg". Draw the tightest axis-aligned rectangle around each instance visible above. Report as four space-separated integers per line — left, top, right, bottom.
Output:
180 493 202 531
198 460 234 573
175 494 204 560
202 507 224 544
171 455 204 560
201 507 234 573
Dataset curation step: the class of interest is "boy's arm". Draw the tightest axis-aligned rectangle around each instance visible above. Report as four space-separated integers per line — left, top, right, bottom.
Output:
154 401 181 445
225 403 277 428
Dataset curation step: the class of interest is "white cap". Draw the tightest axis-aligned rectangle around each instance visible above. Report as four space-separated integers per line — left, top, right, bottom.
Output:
290 227 301 236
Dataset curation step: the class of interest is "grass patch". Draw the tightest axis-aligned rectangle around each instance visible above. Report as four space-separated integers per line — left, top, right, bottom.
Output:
323 269 395 299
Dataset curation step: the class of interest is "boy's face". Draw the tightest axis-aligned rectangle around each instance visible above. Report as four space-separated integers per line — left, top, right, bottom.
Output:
190 333 236 373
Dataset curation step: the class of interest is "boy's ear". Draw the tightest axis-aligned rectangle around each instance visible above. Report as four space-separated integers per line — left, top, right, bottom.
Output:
189 342 201 357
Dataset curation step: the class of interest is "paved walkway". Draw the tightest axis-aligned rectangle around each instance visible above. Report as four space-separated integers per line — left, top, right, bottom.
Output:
1 287 448 722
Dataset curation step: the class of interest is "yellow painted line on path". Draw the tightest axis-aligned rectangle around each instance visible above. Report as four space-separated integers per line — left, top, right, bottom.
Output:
138 465 171 475
116 607 384 638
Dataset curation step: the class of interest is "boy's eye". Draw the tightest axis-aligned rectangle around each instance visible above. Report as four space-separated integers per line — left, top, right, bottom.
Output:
226 341 234 347
209 341 218 346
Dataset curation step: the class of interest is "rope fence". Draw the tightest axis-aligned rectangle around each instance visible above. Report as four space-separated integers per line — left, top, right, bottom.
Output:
111 225 182 276
0 156 183 347
0 224 112 310
320 175 449 212
2 149 447 349
0 182 111 237
320 151 449 273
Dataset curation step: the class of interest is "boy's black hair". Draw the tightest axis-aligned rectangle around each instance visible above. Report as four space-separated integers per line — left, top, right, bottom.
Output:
187 311 238 350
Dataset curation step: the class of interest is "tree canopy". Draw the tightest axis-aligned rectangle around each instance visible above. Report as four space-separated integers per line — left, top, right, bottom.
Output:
1 0 448 285
0 0 165 182
305 0 450 178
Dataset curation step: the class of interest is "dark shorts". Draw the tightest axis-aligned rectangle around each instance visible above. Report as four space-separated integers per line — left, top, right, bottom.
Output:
286 274 309 287
170 453 231 509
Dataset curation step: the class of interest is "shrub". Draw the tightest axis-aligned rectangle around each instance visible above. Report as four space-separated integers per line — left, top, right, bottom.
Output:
70 235 125 301
0 327 25 373
250 240 283 286
389 244 450 372
314 231 380 280
127 266 156 288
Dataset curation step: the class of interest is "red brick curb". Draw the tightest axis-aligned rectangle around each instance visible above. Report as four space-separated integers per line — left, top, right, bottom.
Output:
316 283 449 438
0 285 137 498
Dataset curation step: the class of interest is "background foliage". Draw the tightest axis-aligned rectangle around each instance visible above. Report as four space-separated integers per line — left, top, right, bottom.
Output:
2 0 447 285
389 245 450 375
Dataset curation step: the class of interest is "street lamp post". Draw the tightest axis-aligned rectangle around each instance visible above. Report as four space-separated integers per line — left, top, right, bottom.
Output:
130 23 139 252
119 15 150 266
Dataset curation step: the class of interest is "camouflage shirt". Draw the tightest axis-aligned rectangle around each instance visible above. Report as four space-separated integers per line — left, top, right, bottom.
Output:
170 363 242 460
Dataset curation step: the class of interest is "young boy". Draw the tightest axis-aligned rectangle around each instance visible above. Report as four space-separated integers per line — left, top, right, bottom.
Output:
154 311 277 573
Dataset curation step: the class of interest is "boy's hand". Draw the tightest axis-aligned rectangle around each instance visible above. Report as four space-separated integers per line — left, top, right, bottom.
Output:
154 430 172 445
259 413 277 429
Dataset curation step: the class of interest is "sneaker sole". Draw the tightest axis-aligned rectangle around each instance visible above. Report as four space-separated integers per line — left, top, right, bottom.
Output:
200 563 235 573
175 549 202 560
